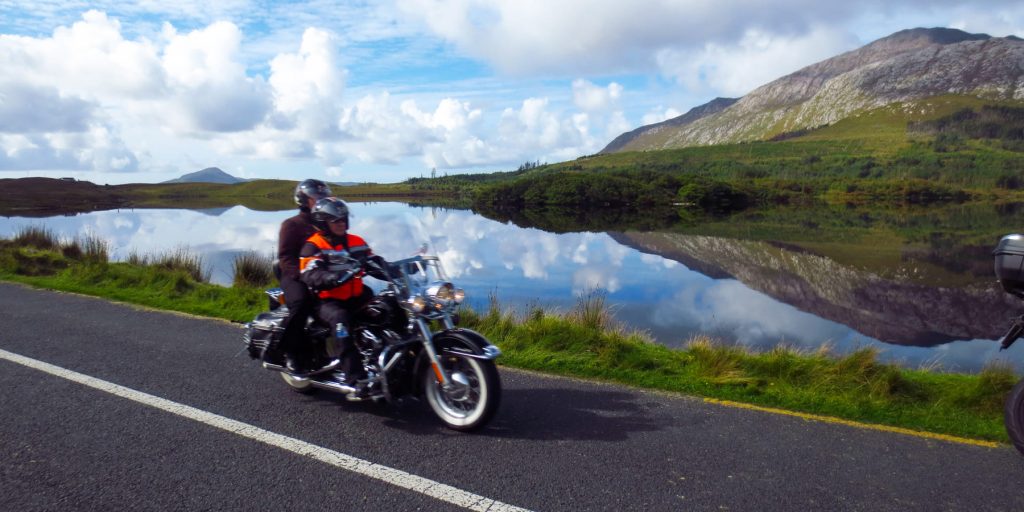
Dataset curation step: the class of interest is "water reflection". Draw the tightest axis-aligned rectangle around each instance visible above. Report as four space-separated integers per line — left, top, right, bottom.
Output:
2 203 1022 373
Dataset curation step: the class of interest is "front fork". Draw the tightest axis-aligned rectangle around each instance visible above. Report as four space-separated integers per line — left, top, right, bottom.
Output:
416 316 456 387
1001 314 1024 350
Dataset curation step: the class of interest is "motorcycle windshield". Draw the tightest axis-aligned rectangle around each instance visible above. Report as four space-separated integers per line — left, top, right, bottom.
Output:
385 256 450 299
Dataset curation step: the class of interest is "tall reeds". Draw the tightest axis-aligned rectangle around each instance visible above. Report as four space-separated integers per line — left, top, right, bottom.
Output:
232 250 275 288
11 226 108 263
13 226 60 250
149 246 211 283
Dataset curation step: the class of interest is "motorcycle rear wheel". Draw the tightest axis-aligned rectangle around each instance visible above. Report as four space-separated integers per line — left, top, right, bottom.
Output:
423 354 501 431
1004 377 1024 455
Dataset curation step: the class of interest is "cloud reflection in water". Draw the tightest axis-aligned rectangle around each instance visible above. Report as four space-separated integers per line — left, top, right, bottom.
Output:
1 202 1018 372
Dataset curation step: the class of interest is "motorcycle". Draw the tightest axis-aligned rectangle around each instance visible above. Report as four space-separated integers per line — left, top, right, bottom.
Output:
242 247 502 431
994 234 1024 453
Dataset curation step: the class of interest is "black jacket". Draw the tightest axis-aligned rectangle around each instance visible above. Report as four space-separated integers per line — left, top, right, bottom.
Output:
277 210 318 280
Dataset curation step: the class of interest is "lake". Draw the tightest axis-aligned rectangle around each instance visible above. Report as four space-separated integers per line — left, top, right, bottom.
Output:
3 201 1023 373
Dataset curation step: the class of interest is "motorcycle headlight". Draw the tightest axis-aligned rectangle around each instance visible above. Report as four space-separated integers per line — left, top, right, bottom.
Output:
408 296 427 313
453 288 465 304
426 282 455 304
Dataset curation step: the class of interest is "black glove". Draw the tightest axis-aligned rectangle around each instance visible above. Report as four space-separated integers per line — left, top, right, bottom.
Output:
366 255 391 280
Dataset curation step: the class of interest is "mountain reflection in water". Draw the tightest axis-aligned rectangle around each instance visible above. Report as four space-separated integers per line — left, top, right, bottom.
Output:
2 202 1022 373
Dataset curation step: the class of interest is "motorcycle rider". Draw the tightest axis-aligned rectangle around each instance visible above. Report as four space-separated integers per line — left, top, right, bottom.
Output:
299 197 389 385
271 179 333 373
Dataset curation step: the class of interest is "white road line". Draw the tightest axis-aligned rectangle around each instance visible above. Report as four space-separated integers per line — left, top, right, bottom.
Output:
0 348 531 512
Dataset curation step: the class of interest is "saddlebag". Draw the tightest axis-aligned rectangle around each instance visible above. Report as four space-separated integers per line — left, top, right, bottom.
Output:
995 234 1024 297
242 310 287 359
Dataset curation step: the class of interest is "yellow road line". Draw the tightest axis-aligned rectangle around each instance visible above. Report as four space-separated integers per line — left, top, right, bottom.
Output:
704 398 1002 449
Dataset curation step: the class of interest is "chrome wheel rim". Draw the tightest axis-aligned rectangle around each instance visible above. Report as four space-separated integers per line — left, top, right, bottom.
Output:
427 356 486 425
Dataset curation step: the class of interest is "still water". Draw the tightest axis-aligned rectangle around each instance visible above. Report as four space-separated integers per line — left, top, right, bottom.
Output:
3 202 1023 373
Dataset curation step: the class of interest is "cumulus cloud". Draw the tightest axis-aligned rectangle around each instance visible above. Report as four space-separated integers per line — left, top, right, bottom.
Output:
656 24 858 96
161 21 270 132
0 10 271 172
6 1 1020 180
0 82 95 133
947 4 1024 37
0 128 138 172
268 27 345 139
397 0 1023 100
572 79 622 112
397 0 857 76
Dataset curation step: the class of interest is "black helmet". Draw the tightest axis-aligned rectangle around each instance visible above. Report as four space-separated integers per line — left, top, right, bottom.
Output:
294 179 332 209
311 197 350 231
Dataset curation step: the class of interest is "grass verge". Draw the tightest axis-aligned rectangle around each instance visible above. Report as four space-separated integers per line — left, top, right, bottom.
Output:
0 229 1015 443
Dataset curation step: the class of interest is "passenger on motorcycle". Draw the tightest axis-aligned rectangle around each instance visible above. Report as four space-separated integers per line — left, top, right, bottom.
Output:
273 179 333 372
299 197 389 384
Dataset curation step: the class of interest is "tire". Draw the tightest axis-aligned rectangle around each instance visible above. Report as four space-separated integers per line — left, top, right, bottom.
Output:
280 371 317 394
1004 377 1024 455
422 355 501 431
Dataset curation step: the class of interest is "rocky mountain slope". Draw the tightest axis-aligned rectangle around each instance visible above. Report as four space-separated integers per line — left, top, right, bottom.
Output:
605 28 1024 152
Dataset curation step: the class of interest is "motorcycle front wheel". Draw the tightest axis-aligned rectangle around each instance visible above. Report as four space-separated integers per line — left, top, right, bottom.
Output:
423 354 501 431
1004 377 1024 455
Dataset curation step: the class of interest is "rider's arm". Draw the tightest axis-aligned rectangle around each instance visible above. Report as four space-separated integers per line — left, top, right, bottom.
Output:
364 254 391 281
299 242 342 292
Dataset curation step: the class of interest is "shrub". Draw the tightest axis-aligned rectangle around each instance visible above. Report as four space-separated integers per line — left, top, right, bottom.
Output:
232 250 275 288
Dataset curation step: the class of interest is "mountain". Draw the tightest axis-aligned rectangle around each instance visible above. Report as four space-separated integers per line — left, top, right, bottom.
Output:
601 97 738 153
604 27 1024 152
163 167 246 184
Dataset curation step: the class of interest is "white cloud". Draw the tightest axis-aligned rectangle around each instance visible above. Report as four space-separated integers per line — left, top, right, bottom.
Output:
0 82 95 133
161 21 270 132
3 2 1022 182
268 27 345 139
642 106 683 126
657 25 857 96
947 4 1024 38
572 79 622 112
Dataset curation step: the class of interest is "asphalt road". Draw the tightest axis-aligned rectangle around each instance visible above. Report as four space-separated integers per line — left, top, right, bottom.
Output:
2 282 1024 511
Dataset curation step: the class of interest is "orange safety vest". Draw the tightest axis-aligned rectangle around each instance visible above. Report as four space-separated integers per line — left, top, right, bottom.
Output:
300 232 369 300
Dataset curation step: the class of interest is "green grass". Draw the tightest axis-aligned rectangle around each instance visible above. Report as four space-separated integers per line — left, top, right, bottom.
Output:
0 229 1015 443
459 296 1015 442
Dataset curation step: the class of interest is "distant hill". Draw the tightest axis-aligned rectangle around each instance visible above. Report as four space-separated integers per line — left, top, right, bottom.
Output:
163 167 247 184
604 27 1024 152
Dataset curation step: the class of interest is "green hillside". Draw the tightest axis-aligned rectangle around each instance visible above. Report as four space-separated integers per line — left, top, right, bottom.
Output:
459 96 1024 211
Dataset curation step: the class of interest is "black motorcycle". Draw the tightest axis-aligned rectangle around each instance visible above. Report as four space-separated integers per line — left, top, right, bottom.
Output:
993 234 1024 453
243 248 502 431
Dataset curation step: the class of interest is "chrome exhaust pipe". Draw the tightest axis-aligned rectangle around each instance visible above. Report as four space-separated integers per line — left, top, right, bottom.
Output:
261 358 342 376
310 379 359 395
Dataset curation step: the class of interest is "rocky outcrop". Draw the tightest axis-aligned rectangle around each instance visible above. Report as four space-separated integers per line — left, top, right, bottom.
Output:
599 97 738 154
606 28 1024 152
610 231 1021 347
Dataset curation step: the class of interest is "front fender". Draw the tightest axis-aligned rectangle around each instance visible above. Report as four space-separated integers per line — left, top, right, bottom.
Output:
432 328 501 360
413 328 500 396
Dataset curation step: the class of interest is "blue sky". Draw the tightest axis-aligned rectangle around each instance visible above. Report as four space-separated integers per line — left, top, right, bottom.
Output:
1 1 1022 184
